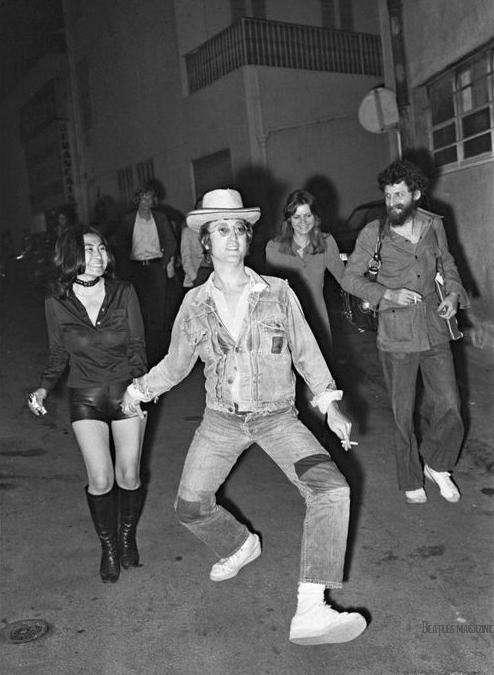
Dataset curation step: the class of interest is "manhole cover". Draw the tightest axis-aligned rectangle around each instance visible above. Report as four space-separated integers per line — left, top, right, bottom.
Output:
3 619 49 644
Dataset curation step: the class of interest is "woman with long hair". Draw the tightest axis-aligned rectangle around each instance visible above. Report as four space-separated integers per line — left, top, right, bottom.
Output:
265 189 345 362
28 225 147 583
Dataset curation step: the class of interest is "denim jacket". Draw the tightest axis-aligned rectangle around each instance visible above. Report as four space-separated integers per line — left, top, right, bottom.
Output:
140 268 337 413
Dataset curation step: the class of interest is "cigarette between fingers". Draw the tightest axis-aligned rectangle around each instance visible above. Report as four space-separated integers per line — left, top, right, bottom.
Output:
341 440 359 446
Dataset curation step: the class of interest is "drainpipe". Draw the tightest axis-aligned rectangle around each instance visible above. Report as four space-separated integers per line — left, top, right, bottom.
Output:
386 0 413 155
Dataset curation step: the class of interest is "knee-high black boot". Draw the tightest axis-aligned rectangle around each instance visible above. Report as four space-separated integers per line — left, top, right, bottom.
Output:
86 487 120 583
119 486 143 569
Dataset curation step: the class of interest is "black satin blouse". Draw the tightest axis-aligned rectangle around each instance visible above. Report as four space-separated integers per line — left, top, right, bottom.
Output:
40 279 147 391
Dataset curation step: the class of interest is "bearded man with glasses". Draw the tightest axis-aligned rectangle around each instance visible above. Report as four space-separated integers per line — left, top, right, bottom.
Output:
122 188 367 645
342 160 468 505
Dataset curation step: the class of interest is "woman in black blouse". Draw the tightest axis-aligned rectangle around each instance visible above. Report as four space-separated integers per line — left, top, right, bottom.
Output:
28 226 148 583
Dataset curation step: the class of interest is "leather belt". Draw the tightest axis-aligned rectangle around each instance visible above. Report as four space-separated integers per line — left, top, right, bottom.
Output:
132 258 162 266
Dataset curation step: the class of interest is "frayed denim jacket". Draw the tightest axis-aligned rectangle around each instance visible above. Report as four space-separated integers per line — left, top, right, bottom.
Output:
139 268 337 414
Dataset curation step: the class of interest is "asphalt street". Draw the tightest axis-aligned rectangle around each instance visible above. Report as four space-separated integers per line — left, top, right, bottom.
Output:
1 280 493 675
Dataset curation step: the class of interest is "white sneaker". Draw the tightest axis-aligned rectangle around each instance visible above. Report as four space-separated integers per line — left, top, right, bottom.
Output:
209 533 261 582
424 465 460 503
405 488 427 504
289 603 367 645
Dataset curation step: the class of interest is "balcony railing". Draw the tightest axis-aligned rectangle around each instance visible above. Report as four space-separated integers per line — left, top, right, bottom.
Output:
186 18 383 93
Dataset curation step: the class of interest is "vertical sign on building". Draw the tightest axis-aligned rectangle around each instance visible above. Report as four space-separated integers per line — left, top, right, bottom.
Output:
58 120 75 205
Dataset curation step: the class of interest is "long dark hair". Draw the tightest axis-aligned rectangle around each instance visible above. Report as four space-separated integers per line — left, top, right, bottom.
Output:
275 189 326 255
51 225 116 298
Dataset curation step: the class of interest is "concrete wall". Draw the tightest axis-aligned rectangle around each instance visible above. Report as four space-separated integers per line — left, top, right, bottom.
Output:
400 0 494 327
64 0 387 222
402 0 494 87
66 0 187 215
175 0 381 55
175 0 387 226
1 0 387 249
175 62 388 245
253 67 388 224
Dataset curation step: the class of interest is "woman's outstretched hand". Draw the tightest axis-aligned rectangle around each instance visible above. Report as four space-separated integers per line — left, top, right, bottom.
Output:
121 389 145 419
28 388 48 416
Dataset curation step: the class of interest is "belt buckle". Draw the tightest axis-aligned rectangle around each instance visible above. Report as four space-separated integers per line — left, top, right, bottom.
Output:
233 403 252 416
142 259 150 266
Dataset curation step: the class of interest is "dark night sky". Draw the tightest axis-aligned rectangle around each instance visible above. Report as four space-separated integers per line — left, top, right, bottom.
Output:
0 0 64 102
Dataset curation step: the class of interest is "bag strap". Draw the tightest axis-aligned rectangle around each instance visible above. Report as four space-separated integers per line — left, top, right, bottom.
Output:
429 219 446 277
429 218 463 340
371 216 386 265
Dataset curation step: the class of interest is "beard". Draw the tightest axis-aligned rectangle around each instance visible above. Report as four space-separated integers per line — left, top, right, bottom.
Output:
387 200 418 226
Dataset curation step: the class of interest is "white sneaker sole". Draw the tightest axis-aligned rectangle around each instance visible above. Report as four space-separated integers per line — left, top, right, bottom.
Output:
289 613 367 645
209 537 261 582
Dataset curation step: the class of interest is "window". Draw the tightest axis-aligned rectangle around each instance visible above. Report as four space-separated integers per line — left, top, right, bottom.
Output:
192 150 233 203
117 166 134 207
321 1 336 28
321 1 353 30
428 44 493 167
136 158 154 186
230 0 266 22
338 0 354 31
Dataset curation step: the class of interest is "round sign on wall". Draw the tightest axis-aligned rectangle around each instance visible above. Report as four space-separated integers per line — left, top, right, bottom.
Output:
358 87 399 133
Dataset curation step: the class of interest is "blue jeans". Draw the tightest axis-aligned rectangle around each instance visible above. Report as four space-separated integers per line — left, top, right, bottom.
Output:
175 407 350 587
379 342 463 491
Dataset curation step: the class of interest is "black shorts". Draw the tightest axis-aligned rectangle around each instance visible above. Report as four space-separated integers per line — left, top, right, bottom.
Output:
69 382 131 423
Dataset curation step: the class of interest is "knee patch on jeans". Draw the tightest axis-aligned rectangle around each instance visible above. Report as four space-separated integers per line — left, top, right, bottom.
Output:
175 496 203 524
294 454 348 494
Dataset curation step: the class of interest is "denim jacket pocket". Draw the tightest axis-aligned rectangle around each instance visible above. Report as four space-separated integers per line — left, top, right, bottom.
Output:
186 328 211 358
258 317 287 355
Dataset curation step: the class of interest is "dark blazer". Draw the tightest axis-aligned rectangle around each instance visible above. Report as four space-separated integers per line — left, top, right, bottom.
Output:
116 209 178 280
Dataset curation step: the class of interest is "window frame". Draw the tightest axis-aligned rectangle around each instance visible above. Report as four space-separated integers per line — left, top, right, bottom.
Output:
136 158 155 186
117 166 134 209
426 41 494 170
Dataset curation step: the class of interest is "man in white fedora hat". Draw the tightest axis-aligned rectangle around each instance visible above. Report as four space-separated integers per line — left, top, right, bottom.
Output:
122 188 367 645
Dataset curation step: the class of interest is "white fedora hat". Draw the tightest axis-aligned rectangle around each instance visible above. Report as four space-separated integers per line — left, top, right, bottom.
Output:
186 189 261 232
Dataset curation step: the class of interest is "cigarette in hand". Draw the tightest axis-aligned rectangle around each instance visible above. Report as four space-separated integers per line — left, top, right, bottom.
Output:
341 440 358 446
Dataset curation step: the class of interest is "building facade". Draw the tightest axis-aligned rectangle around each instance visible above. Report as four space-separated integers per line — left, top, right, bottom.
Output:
379 0 494 342
4 0 492 345
1 0 389 247
60 0 388 242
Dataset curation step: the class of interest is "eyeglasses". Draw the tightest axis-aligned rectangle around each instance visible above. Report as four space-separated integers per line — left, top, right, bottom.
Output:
209 222 248 237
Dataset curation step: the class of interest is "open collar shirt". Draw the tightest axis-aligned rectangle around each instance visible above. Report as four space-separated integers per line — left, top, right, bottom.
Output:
341 208 469 352
138 267 341 414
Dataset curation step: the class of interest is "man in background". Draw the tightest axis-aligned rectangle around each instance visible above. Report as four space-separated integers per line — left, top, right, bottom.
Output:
117 183 177 366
